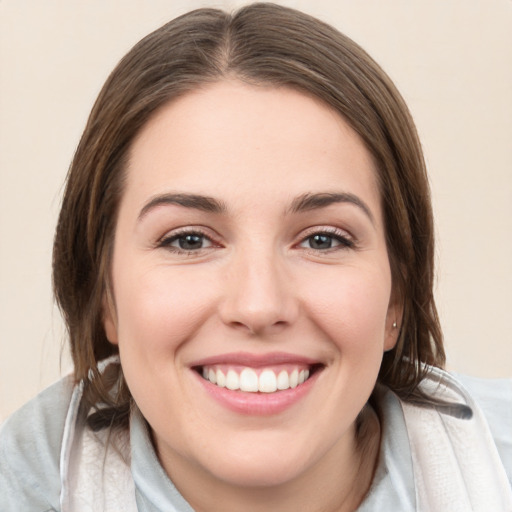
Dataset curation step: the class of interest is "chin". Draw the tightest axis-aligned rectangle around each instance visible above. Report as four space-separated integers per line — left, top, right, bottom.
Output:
206 455 307 489
192 433 321 489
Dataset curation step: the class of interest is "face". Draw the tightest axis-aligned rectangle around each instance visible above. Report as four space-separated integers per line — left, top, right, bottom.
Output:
104 81 399 495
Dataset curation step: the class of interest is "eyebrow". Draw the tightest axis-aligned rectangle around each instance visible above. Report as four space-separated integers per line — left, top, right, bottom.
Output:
138 193 227 220
138 191 374 224
288 192 375 224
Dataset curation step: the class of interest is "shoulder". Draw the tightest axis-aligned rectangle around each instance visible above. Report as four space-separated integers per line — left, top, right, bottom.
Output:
0 375 75 512
454 373 512 484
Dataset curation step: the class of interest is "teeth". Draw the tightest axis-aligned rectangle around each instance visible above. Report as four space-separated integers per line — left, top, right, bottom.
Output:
259 370 277 393
202 366 313 393
226 369 239 390
289 369 299 388
276 370 289 390
240 368 258 392
216 369 226 387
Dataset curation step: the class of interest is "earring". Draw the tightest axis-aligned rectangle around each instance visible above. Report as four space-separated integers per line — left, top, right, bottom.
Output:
392 321 398 329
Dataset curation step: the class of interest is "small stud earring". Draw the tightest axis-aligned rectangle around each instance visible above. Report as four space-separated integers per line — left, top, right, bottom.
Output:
392 321 398 329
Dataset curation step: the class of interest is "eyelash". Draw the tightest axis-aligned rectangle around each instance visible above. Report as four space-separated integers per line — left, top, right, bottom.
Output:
156 226 354 255
157 228 218 254
298 227 355 253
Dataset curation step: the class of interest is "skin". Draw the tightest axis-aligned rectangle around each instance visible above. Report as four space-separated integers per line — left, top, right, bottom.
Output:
104 81 401 512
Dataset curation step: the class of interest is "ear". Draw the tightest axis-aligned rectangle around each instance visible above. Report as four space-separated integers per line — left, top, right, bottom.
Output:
384 289 403 352
102 290 119 345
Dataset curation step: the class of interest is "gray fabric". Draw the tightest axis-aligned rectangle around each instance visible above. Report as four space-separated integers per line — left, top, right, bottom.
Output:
358 387 416 511
455 374 512 487
1 373 510 511
131 408 194 512
0 376 74 512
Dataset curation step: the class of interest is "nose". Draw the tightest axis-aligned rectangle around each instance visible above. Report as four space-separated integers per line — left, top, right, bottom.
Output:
218 248 299 336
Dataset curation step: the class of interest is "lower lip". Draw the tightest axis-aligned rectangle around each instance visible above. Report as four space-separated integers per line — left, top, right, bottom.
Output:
194 370 320 416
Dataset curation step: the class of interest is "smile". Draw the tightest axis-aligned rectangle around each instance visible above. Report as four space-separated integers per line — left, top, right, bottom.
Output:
191 352 324 414
200 365 313 393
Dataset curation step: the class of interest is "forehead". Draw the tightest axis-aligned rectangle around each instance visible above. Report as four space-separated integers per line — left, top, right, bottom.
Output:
123 80 381 220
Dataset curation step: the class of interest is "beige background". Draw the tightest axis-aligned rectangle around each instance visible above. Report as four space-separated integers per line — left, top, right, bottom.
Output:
1 0 511 422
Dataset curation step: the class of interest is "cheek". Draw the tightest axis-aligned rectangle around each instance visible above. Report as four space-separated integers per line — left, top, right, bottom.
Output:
111 265 219 421
113 263 218 357
303 266 392 352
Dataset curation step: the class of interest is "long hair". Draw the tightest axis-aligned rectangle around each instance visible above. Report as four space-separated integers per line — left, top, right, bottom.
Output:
53 3 444 429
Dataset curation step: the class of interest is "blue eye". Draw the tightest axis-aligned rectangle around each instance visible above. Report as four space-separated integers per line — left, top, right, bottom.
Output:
308 234 334 250
300 231 353 250
160 232 213 251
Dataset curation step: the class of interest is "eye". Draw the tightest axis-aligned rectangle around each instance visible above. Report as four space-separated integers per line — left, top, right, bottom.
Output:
299 230 354 251
158 231 214 252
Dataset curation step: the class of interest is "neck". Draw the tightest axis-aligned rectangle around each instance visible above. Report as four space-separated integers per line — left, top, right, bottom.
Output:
157 404 381 512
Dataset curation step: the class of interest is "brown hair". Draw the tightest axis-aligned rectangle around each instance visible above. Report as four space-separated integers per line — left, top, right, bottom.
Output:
53 2 444 429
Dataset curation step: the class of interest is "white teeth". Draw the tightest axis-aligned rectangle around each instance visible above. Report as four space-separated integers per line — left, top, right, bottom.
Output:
289 369 299 388
276 370 289 390
216 369 226 387
202 366 313 393
226 369 239 390
239 368 259 392
259 370 277 393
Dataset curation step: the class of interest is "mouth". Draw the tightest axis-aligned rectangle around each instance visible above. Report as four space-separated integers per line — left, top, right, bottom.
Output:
190 353 324 415
195 363 323 393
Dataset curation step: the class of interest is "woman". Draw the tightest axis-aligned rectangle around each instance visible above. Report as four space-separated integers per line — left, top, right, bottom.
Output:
1 4 510 511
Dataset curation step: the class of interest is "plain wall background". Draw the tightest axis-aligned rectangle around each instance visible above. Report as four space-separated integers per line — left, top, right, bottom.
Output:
1 0 511 422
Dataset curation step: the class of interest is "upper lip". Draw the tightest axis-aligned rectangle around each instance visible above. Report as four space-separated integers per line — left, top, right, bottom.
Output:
190 351 322 368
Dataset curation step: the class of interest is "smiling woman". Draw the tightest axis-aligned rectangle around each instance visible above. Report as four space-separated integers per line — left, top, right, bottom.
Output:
1 3 511 512
102 83 394 502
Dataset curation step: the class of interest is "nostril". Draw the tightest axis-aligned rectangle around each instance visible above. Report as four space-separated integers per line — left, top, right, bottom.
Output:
227 319 289 336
